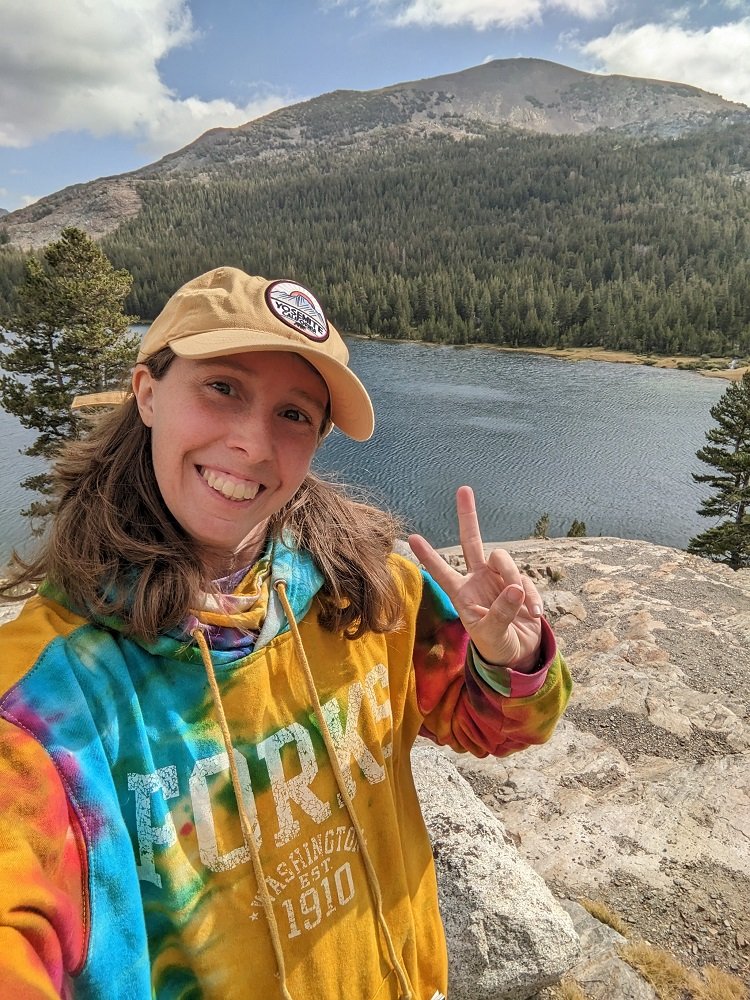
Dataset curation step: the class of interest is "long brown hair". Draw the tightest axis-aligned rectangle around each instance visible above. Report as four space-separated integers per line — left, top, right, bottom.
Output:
1 348 404 641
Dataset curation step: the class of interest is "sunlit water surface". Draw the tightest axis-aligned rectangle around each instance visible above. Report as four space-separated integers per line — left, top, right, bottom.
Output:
0 338 724 564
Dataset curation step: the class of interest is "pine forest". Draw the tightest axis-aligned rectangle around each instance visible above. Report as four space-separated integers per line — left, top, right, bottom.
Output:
2 122 750 357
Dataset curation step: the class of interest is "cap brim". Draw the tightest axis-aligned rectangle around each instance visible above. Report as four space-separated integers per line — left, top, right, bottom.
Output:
71 390 129 410
168 329 375 441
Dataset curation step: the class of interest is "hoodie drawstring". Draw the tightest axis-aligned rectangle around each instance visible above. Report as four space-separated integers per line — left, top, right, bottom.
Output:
192 626 295 1000
274 580 413 1000
192 582 414 1000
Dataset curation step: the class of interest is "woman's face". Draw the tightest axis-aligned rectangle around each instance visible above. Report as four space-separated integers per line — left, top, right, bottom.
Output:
132 351 329 575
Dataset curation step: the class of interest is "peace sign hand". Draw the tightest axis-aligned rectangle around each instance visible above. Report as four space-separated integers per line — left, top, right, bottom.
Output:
408 486 544 673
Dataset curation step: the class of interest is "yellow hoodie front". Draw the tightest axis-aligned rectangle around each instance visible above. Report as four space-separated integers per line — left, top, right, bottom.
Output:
0 544 571 999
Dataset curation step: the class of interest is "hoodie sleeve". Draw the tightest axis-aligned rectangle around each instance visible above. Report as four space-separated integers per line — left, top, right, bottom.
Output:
0 718 88 998
412 569 572 757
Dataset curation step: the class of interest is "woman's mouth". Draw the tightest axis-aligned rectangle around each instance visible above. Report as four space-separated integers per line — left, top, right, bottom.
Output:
200 467 262 502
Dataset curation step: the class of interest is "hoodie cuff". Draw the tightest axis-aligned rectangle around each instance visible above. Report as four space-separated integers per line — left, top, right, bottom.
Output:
470 617 557 699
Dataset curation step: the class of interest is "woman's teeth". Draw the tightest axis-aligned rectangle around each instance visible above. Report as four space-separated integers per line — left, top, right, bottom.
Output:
202 469 260 501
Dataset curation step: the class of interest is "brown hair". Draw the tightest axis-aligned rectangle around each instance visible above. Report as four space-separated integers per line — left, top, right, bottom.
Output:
2 348 403 641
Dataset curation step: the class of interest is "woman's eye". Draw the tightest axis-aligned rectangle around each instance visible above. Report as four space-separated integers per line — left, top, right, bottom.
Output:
209 381 233 396
281 408 310 424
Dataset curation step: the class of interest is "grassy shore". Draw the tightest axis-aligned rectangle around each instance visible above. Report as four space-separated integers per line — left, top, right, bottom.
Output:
496 345 748 381
352 334 747 381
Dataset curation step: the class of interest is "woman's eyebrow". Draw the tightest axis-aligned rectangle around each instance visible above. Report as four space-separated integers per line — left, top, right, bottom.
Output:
194 359 328 412
287 389 328 413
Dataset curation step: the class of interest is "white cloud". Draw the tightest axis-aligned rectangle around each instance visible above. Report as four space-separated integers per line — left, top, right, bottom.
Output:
582 18 750 106
0 0 296 155
554 0 614 16
367 0 614 30
391 0 541 28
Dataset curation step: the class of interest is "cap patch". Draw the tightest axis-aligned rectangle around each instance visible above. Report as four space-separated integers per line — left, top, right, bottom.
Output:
266 280 329 342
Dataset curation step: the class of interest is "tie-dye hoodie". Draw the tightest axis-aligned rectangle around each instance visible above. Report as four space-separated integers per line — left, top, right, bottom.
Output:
0 540 571 1000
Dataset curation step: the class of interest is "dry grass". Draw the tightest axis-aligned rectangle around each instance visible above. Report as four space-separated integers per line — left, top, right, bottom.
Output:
691 966 749 1000
554 981 589 1000
620 940 748 1000
620 940 694 1000
566 897 747 1000
543 982 589 1000
502 345 747 381
578 897 630 936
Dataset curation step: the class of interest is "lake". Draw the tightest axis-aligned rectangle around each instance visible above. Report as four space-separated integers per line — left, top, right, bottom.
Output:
0 339 725 565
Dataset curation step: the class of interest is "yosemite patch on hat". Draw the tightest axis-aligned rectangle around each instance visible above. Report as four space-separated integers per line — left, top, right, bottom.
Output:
266 280 329 342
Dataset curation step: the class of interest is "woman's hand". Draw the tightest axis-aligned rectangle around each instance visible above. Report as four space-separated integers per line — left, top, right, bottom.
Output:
408 486 544 672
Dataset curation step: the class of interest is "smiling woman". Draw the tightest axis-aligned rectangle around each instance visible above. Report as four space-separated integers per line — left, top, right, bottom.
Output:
0 266 570 1000
133 351 329 577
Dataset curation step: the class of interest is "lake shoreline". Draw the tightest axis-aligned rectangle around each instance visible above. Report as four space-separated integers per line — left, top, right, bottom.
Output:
349 335 746 381
498 345 747 381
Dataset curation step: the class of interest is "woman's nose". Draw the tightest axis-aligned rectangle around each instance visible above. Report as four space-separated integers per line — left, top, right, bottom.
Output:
225 408 275 459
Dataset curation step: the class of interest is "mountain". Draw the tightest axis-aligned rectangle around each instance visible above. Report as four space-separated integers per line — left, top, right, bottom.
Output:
2 58 747 250
0 209 8 217
145 57 746 177
1 58 749 361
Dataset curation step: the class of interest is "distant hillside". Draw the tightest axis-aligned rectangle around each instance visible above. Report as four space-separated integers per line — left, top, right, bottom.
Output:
1 58 747 250
1 58 749 360
0 209 8 217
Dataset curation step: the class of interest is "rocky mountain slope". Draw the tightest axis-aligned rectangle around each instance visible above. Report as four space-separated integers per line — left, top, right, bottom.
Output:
144 58 747 176
3 58 748 250
438 536 750 986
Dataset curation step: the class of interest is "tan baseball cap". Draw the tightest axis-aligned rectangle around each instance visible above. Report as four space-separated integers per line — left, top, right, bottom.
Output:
135 266 374 441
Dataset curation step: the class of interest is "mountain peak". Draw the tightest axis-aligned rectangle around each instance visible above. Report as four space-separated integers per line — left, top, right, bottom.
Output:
2 57 747 249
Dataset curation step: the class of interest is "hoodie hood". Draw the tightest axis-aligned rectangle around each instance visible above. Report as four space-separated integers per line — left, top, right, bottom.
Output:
39 535 325 670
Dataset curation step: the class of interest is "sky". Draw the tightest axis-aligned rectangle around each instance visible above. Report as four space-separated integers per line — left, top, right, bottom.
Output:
1 0 749 213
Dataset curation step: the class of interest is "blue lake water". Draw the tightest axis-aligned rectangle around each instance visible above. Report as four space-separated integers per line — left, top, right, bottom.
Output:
315 340 724 550
0 338 725 564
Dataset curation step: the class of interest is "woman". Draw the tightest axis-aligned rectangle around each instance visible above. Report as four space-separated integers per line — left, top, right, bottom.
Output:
0 266 571 999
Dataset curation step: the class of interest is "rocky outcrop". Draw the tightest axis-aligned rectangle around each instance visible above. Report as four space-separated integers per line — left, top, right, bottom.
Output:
439 536 750 986
1 178 142 250
412 743 580 999
541 900 658 1000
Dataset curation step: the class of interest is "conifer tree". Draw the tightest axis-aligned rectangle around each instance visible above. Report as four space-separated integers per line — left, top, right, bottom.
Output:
0 227 138 526
532 513 550 539
688 372 750 568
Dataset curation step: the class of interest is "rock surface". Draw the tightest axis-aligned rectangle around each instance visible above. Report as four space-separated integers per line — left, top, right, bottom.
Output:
439 536 750 985
552 900 657 1000
412 743 580 999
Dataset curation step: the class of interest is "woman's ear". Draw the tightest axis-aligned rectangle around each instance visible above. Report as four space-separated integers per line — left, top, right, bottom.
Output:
132 365 155 427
